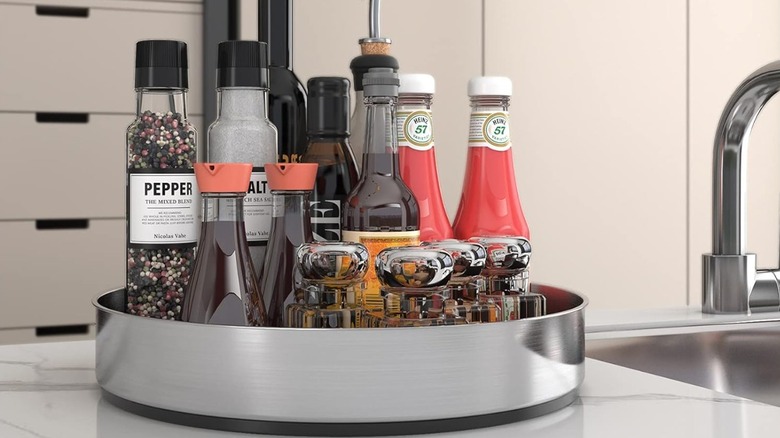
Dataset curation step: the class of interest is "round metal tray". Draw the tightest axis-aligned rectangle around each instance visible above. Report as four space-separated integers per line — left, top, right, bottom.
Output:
94 284 586 436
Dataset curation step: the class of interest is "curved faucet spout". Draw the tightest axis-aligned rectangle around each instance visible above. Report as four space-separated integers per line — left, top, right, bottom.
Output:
713 61 780 255
705 60 780 314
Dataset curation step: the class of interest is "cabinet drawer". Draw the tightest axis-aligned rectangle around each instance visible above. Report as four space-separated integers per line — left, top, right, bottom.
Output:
0 113 204 220
0 2 203 114
0 219 124 329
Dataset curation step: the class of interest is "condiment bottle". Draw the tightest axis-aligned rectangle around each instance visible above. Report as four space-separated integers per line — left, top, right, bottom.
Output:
373 246 463 327
126 40 198 320
342 67 420 313
348 54 399 173
397 74 453 241
261 162 318 327
260 0 307 163
181 163 267 326
453 77 530 240
470 236 544 320
207 40 278 277
287 242 369 328
301 77 359 241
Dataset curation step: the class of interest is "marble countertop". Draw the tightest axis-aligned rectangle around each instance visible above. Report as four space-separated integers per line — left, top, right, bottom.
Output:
1 340 778 437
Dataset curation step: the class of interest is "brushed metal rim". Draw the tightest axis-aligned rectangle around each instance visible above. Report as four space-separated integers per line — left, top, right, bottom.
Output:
92 284 588 332
94 284 586 426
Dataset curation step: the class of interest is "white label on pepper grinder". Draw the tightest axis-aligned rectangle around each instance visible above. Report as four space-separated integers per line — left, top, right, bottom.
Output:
129 172 200 245
244 168 272 245
468 111 511 151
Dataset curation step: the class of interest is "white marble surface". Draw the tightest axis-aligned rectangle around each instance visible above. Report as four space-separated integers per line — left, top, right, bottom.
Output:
0 341 778 437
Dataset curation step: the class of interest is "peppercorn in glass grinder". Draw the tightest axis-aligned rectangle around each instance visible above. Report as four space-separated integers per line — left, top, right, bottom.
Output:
126 40 198 320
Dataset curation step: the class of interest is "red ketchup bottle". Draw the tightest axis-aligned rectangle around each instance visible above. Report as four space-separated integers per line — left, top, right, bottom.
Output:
397 74 453 241
453 77 530 240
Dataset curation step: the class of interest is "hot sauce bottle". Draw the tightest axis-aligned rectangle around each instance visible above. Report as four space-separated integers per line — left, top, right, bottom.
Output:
453 77 530 240
342 68 420 312
397 74 453 242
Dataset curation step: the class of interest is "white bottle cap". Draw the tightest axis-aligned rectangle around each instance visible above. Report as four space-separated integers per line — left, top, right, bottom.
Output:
399 73 435 94
468 76 512 96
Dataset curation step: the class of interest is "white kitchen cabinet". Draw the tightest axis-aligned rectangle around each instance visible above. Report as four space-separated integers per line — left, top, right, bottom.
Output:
0 0 204 115
688 0 780 303
484 0 688 309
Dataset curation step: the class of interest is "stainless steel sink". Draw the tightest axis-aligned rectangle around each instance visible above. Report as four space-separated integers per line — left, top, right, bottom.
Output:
586 323 780 406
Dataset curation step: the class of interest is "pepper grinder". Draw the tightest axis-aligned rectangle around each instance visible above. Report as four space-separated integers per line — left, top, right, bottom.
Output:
469 236 544 320
374 246 462 327
288 242 370 328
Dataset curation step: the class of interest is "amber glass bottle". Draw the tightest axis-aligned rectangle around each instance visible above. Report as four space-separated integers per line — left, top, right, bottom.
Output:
342 68 420 312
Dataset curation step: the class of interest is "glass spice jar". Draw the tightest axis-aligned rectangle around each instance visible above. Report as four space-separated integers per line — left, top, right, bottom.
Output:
286 241 369 328
372 246 464 327
126 40 198 320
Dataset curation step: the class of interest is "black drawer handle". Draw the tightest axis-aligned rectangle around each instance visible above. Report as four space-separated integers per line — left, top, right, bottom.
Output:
36 112 89 123
35 6 89 18
36 324 90 337
36 219 89 230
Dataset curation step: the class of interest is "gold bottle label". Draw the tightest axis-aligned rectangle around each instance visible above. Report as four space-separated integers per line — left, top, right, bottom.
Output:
341 230 421 312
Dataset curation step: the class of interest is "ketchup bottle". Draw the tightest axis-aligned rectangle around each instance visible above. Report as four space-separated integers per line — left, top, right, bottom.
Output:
397 74 453 241
453 77 530 240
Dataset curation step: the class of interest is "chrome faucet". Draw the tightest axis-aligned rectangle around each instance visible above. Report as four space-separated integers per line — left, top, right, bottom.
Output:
703 61 780 314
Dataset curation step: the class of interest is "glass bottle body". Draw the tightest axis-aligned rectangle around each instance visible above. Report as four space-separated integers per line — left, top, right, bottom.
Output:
126 89 198 319
182 194 266 326
268 67 308 163
261 190 313 327
342 95 420 312
397 93 453 241
349 89 366 174
301 135 359 241
453 96 529 239
207 88 278 275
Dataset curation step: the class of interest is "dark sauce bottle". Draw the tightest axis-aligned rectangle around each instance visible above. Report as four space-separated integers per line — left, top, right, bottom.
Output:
260 0 307 163
260 162 317 327
342 68 420 313
182 163 266 326
301 77 359 241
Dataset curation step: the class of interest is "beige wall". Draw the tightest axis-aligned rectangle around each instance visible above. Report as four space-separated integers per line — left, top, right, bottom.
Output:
245 0 780 310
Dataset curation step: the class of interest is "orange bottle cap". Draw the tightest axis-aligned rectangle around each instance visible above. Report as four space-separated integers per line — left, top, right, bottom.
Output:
265 163 318 191
194 163 252 193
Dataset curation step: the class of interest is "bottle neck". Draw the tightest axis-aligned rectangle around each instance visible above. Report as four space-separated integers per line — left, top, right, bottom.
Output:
353 91 366 115
260 0 292 68
217 88 268 119
362 95 399 175
202 193 245 223
470 95 510 113
398 93 433 110
136 89 188 117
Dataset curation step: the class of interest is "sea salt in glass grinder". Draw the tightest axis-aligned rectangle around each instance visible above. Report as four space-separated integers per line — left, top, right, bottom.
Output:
181 163 267 326
373 246 462 327
470 236 545 320
287 242 370 328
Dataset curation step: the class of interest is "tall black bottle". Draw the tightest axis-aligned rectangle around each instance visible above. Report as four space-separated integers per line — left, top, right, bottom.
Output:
260 0 307 163
301 77 359 241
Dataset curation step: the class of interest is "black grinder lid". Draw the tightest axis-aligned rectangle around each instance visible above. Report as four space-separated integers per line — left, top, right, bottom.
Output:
135 40 188 89
217 40 269 89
